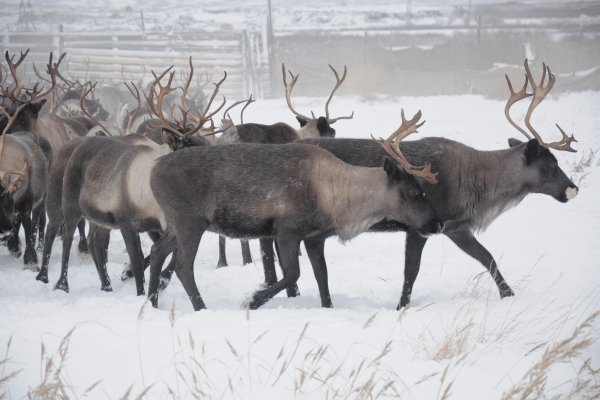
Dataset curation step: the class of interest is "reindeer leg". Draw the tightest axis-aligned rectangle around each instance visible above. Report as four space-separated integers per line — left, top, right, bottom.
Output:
174 226 206 311
77 219 89 254
398 228 428 309
304 238 332 308
260 238 278 287
240 239 252 265
7 211 22 258
89 223 112 291
120 226 145 296
274 239 300 297
159 252 177 291
21 203 38 269
54 211 80 292
445 228 514 299
148 233 176 308
36 204 46 253
217 235 228 267
247 237 300 310
37 221 59 284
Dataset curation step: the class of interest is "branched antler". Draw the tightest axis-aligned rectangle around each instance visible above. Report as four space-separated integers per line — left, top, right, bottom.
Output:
282 63 311 121
373 109 437 184
325 64 354 123
144 59 227 139
80 82 112 136
504 59 577 153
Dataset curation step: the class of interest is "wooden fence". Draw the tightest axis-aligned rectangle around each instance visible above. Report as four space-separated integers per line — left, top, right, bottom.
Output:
1 28 271 99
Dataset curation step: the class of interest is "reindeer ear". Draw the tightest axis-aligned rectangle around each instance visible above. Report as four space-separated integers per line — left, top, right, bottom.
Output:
296 116 308 127
383 157 405 182
316 116 330 137
31 99 47 116
524 139 543 165
508 138 523 148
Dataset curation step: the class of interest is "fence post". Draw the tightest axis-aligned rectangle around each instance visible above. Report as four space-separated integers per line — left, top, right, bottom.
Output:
266 0 276 97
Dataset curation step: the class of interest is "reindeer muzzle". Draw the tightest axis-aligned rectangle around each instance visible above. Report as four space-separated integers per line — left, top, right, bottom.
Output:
565 186 578 201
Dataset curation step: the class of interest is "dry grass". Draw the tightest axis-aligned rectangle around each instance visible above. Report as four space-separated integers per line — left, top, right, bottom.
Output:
501 310 600 400
0 338 22 400
4 303 598 399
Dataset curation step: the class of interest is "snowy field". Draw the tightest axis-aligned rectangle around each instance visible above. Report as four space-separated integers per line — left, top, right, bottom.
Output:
1 91 600 398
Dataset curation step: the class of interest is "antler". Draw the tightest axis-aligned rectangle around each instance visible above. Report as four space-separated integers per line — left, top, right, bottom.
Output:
190 70 227 136
282 63 311 121
504 60 576 153
80 82 113 136
144 60 227 139
123 81 141 134
373 109 437 184
504 72 533 140
144 65 179 136
240 94 255 124
324 64 354 124
523 60 576 152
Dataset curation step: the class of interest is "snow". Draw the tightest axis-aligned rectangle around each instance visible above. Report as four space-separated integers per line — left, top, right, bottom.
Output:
1 91 600 398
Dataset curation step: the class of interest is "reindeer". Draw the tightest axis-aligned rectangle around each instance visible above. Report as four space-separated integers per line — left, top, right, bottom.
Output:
291 60 578 309
0 50 56 268
146 110 444 311
36 60 224 293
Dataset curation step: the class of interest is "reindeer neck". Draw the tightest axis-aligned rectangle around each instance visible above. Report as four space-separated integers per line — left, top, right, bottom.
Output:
455 146 531 231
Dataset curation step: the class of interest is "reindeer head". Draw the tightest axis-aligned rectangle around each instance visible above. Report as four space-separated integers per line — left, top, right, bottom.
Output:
1 50 61 135
282 64 354 139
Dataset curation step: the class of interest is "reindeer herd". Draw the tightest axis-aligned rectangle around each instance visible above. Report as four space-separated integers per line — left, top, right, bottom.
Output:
0 49 579 311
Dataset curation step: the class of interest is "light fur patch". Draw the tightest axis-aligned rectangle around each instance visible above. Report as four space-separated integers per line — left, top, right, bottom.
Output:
125 148 166 229
310 156 389 242
296 119 320 139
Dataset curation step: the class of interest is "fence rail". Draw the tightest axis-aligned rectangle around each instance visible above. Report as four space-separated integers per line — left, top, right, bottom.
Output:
1 29 271 99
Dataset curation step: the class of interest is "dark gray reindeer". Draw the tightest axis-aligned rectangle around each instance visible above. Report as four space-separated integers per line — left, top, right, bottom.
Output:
0 50 57 268
147 111 444 311
207 64 354 269
36 61 224 293
290 59 578 308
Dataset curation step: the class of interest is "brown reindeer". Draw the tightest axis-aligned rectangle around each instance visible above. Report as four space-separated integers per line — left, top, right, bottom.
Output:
147 110 443 311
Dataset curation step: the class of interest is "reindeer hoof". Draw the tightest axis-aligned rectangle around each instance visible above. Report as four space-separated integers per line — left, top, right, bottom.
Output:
78 240 89 254
120 266 133 281
243 293 265 310
36 270 48 284
216 261 228 268
499 285 515 298
54 281 69 293
158 276 171 291
397 296 411 310
9 248 22 259
101 284 113 292
23 249 38 268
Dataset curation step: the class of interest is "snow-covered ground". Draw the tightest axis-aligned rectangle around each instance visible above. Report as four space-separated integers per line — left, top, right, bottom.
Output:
1 91 599 398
